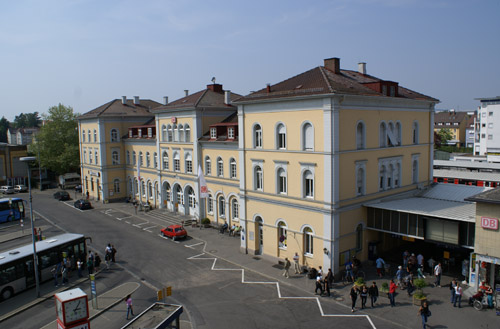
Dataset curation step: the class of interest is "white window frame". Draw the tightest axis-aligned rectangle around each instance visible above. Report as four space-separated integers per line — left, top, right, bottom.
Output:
167 124 173 142
132 151 136 165
302 121 314 151
111 128 119 142
218 196 225 218
412 154 420 184
146 152 151 167
126 151 130 165
356 121 365 150
253 124 262 148
228 127 235 139
355 161 366 196
303 226 314 255
217 157 224 177
178 124 184 142
278 221 287 249
185 153 193 174
94 129 97 142
113 179 120 193
210 127 217 139
162 125 167 141
95 150 99 165
162 151 169 170
205 156 211 175
139 152 144 166
254 166 263 191
154 152 158 168
231 198 239 221
185 124 191 142
207 194 214 214
379 121 387 147
276 122 286 150
173 152 180 172
412 121 419 144
112 150 120 165
277 167 287 194
230 158 237 179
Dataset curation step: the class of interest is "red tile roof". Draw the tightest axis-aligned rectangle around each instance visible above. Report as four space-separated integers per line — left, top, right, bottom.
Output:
78 99 161 119
235 65 438 103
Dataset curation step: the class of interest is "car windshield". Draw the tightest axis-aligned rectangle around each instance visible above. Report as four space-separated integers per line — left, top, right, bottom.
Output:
175 228 182 232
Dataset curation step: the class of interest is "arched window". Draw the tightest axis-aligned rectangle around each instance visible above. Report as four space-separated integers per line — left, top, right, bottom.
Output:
277 168 287 194
276 123 286 149
83 150 87 163
218 196 225 217
141 180 146 197
176 185 183 204
185 124 191 142
254 124 262 148
82 131 85 142
379 165 386 191
162 151 169 170
178 124 184 142
412 121 419 144
412 159 419 184
126 151 130 165
230 158 237 179
356 122 365 150
254 166 263 191
153 152 158 168
387 163 394 188
148 181 153 199
146 152 150 167
113 179 120 193
395 163 401 187
278 221 287 249
356 224 363 251
205 156 211 175
388 121 395 146
217 157 224 177
207 194 214 213
304 227 313 255
185 153 193 173
112 151 119 165
95 150 99 165
303 170 314 198
89 151 93 164
356 167 365 196
396 121 402 146
111 129 118 142
172 124 178 141
162 125 167 141
167 124 173 142
132 151 136 165
379 122 387 147
165 183 171 202
231 199 239 220
139 152 144 166
93 129 97 142
173 152 180 171
302 122 314 151
87 130 91 142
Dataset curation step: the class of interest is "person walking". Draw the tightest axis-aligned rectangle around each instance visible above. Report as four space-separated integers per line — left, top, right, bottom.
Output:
94 253 101 271
86 257 94 276
282 258 291 278
389 279 397 307
111 245 117 263
449 278 457 304
51 264 59 287
61 261 68 285
368 281 379 307
350 285 359 312
293 252 300 274
315 275 324 295
324 269 334 297
417 265 426 279
375 256 386 277
125 294 135 320
77 259 83 278
396 265 404 288
360 285 368 309
454 282 463 308
418 301 431 329
434 263 442 287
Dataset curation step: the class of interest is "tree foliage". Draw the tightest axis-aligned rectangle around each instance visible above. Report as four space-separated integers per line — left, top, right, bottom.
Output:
436 128 453 146
14 112 42 128
0 117 9 142
29 104 80 175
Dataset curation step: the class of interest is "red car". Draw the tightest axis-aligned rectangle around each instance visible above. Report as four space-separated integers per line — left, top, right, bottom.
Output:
160 225 187 241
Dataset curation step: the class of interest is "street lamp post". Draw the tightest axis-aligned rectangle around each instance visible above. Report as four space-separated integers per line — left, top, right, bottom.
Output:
20 156 40 298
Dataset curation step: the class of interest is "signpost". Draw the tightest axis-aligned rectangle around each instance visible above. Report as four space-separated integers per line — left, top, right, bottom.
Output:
89 274 97 309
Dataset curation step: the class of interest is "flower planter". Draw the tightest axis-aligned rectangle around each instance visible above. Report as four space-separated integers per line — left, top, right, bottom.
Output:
413 295 427 306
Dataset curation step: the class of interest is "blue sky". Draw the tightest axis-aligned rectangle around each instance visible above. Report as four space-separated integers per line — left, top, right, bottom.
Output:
1 0 498 120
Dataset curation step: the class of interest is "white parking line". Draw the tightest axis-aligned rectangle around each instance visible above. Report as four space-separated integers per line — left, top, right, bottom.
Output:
132 222 149 227
62 201 84 212
125 221 131 224
116 216 132 221
142 225 157 231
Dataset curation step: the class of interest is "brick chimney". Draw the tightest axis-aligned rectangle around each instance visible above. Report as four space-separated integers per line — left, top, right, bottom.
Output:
324 57 340 74
207 84 223 93
266 83 271 93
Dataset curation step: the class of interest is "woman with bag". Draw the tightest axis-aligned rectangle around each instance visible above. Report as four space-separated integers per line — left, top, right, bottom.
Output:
418 301 431 328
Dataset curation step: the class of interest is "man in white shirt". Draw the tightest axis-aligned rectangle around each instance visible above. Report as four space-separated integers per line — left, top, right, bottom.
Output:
434 263 442 287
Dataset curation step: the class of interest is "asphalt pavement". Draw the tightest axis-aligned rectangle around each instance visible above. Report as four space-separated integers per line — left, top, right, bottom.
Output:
1 190 499 328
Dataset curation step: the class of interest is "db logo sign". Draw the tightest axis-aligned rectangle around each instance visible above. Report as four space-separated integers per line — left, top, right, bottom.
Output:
200 186 208 193
481 217 499 230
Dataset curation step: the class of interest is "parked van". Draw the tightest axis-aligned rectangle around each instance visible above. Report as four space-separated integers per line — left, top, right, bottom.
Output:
0 186 15 194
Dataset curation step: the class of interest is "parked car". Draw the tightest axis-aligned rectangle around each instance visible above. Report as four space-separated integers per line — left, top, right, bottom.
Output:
74 185 82 192
160 224 188 241
53 191 71 201
14 185 28 193
74 199 92 210
0 186 15 194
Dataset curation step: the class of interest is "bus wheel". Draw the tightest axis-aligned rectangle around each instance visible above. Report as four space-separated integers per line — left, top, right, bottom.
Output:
1 287 13 301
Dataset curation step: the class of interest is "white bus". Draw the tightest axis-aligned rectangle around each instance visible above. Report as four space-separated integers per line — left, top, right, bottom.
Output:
0 233 88 301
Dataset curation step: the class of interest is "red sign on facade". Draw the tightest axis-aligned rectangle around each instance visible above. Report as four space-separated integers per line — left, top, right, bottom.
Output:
171 117 177 123
481 217 499 230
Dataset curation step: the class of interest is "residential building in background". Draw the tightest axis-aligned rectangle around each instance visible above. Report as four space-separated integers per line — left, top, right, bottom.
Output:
434 110 469 147
475 96 500 159
0 143 28 185
465 112 476 148
77 57 439 274
7 127 40 145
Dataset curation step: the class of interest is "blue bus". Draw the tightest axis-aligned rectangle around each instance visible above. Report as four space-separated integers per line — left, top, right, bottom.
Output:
0 198 25 224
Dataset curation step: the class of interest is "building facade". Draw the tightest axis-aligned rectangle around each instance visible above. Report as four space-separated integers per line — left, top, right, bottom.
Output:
78 57 438 274
434 110 469 147
475 96 500 157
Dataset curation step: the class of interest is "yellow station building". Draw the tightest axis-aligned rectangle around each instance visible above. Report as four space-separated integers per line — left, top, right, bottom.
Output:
78 57 438 274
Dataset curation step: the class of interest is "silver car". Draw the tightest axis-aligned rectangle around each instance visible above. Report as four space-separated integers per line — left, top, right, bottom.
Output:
14 185 28 193
0 185 15 194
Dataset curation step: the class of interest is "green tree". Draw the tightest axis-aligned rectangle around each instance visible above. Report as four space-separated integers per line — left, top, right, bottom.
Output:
14 112 41 128
0 117 10 142
436 128 453 146
30 104 80 174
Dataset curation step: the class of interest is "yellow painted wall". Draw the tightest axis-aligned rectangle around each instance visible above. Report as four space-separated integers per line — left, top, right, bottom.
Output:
474 203 500 258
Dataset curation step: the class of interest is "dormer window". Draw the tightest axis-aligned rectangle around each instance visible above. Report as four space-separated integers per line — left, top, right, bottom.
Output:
148 128 152 138
129 130 133 138
228 127 235 139
210 128 217 139
138 129 142 137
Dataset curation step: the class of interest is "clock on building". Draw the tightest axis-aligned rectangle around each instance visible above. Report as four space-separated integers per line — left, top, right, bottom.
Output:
55 288 89 327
